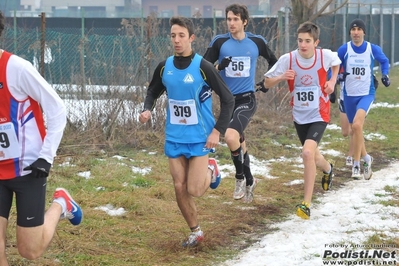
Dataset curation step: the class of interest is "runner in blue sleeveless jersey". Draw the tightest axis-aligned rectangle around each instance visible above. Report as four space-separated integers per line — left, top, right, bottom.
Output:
139 16 234 247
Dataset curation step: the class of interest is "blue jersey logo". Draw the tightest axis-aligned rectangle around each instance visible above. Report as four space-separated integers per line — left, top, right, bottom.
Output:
199 85 212 103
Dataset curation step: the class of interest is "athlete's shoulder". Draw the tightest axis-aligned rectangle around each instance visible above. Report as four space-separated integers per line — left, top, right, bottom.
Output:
320 48 338 57
157 59 168 77
246 32 267 41
369 42 384 53
247 32 268 47
209 33 230 46
8 53 33 67
158 59 167 68
337 42 348 51
6 53 41 79
213 32 230 39
337 44 348 58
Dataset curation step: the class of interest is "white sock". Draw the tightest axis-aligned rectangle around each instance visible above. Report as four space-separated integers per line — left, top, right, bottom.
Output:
53 197 67 214
323 164 332 174
363 154 371 164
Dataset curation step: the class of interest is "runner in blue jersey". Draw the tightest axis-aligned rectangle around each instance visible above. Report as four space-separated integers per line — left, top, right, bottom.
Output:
337 18 390 180
334 67 379 168
203 3 277 203
139 16 234 247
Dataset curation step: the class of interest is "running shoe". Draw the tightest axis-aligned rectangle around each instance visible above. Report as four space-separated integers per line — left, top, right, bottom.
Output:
296 202 310 220
243 178 258 203
233 177 246 200
321 163 333 191
351 165 362 179
208 158 221 189
346 156 353 166
182 229 204 247
363 156 373 180
53 188 83 226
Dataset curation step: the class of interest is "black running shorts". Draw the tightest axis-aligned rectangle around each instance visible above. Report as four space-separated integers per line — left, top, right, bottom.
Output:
0 174 47 227
294 121 328 146
229 92 257 136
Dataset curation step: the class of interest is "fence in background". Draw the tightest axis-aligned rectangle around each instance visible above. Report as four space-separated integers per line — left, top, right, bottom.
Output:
0 7 397 143
1 12 398 87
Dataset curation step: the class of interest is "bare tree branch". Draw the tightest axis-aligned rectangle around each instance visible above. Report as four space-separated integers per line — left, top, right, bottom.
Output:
291 0 349 24
309 0 349 21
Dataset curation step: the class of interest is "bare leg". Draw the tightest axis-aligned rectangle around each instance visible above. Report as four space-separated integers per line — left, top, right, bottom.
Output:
351 109 367 162
169 156 211 229
340 112 354 157
301 140 318 204
0 217 9 266
16 203 62 260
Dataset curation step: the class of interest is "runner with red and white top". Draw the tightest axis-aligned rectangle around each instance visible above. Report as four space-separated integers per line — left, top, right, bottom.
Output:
0 11 82 265
262 21 341 219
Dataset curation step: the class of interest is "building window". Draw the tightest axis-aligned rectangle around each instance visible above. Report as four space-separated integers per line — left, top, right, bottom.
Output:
214 9 223 18
177 6 191 17
161 10 174 18
203 5 212 18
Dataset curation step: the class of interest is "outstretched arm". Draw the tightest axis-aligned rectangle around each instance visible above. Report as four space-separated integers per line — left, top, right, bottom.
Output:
139 61 166 124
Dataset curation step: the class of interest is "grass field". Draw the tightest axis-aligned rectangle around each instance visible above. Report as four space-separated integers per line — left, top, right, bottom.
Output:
6 67 399 266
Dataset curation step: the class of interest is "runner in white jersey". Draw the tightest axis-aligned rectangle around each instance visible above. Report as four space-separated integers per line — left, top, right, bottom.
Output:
336 67 379 168
262 22 341 220
337 18 390 180
0 11 82 264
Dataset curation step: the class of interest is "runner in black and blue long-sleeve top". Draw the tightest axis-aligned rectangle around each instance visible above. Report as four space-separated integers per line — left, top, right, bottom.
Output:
203 3 277 203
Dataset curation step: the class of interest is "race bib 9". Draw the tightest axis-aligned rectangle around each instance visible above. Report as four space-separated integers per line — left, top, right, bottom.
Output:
0 122 20 161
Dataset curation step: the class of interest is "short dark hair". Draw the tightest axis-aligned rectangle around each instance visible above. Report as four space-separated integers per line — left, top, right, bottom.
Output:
297 21 320 41
169 16 194 37
225 4 249 30
0 11 5 37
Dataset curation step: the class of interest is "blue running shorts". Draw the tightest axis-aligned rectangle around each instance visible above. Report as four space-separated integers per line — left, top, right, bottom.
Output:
344 95 374 123
165 141 211 159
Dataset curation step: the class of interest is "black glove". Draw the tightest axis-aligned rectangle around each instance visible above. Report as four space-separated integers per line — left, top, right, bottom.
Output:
337 72 349 83
329 83 338 103
373 75 379 90
23 158 51 178
381 75 390 87
217 56 232 71
329 91 336 103
256 80 269 93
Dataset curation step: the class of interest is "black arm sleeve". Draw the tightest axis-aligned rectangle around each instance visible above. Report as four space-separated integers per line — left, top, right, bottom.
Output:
203 47 219 64
143 61 167 111
200 58 234 135
250 36 278 70
203 37 228 64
